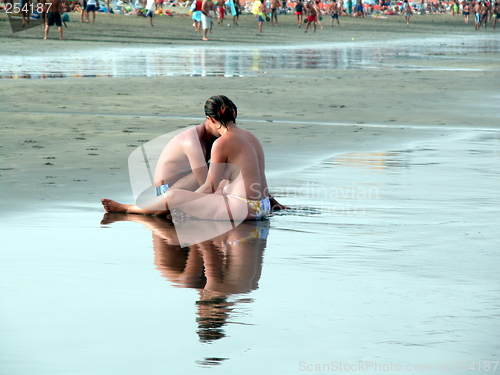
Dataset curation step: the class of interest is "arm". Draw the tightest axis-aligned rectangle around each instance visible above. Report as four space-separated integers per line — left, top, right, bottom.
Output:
196 139 227 194
181 129 210 187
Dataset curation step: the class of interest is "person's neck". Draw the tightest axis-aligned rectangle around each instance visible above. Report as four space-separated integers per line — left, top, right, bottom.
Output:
219 122 236 135
199 122 216 141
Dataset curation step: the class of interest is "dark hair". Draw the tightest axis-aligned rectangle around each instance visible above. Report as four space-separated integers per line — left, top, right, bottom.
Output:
204 95 237 128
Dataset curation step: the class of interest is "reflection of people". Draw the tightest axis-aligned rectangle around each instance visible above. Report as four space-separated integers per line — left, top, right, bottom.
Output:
101 213 268 343
102 95 287 218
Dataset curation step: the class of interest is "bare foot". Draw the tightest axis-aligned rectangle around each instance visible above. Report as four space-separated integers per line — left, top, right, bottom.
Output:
101 198 131 213
100 212 129 225
203 37 209 40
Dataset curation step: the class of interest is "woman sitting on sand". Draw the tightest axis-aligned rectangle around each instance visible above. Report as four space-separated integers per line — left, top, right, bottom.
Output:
102 95 281 221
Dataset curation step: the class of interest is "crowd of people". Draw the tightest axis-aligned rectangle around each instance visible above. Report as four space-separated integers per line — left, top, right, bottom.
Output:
3 0 498 39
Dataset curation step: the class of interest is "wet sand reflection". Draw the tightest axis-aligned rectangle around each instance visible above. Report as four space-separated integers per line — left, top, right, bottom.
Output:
101 213 269 343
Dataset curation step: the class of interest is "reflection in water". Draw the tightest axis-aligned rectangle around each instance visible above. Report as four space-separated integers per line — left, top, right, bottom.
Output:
2 37 498 79
101 213 269 344
327 151 392 170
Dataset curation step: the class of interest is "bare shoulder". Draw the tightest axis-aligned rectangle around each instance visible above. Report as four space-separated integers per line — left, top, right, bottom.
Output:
177 126 198 145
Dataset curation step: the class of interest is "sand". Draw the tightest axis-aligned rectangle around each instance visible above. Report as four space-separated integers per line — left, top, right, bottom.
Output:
1 23 499 212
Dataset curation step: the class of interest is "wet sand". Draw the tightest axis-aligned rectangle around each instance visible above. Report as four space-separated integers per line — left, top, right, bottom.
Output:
1 9 500 375
1 67 499 212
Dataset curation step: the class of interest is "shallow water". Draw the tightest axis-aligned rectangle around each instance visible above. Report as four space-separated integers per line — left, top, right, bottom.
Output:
1 128 499 374
1 35 499 79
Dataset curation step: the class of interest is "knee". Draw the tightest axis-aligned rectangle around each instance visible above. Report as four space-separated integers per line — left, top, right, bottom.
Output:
163 189 175 201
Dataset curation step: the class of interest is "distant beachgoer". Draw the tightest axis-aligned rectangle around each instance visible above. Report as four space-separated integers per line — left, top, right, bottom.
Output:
270 0 280 25
101 95 288 219
295 0 304 27
314 0 324 28
480 0 490 28
354 0 364 16
474 0 481 28
192 0 203 32
403 0 412 25
256 0 267 33
79 0 87 21
145 0 154 25
463 2 470 23
492 2 499 29
20 0 32 27
233 0 241 25
201 0 215 40
44 0 64 39
346 0 352 14
329 0 341 26
217 1 225 24
304 1 317 32
85 0 99 22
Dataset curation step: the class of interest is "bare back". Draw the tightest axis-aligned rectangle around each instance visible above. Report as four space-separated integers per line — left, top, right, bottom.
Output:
211 126 269 200
47 0 63 12
154 125 211 186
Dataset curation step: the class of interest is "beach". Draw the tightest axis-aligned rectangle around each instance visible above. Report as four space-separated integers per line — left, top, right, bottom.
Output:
1 9 500 375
